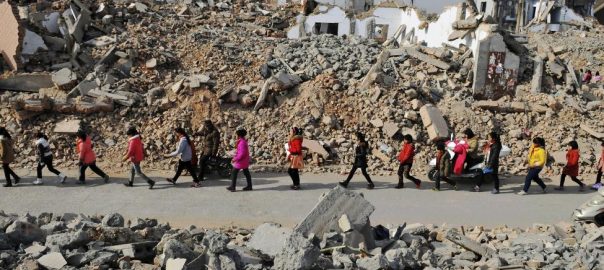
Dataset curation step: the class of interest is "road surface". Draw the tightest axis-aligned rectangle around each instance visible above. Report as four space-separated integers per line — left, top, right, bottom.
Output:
0 167 595 229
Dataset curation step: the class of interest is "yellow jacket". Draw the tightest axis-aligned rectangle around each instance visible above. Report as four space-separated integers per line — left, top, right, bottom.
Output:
527 145 546 168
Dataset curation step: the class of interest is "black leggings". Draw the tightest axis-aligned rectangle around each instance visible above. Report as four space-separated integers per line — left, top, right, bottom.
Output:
37 156 61 178
344 165 373 184
230 168 252 188
288 168 300 186
198 155 211 181
2 163 19 184
173 160 199 183
596 169 602 184
560 174 584 187
79 162 107 182
398 164 420 185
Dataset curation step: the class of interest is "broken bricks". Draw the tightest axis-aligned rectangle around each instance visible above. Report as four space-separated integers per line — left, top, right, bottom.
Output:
419 104 449 141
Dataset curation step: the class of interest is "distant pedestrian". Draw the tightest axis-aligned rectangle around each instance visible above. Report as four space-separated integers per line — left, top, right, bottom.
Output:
0 127 19 187
592 141 604 190
474 131 502 194
339 132 374 189
432 141 456 191
76 130 109 184
196 120 220 181
227 129 252 192
582 70 592 83
287 127 304 190
165 128 201 187
517 137 547 195
555 141 585 191
396 134 421 189
593 71 602 83
123 127 155 189
34 132 67 185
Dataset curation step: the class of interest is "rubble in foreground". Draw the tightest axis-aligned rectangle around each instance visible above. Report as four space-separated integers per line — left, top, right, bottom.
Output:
0 186 603 269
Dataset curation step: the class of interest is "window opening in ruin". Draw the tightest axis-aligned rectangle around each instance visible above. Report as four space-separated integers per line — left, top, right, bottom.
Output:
313 23 339 35
550 7 561 23
373 24 389 43
480 1 487 13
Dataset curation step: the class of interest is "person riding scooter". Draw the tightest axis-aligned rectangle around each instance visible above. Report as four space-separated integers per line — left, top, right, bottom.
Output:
463 128 482 169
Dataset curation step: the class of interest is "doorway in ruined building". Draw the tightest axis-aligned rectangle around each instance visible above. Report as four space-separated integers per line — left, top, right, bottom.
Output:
313 23 339 35
480 1 487 13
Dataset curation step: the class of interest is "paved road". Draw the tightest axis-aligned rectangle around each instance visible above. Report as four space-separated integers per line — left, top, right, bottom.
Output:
0 167 596 229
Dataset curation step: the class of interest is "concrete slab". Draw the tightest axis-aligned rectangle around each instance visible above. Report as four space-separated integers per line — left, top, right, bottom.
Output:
303 139 329 158
37 252 67 270
294 186 375 238
0 74 54 92
419 104 449 141
247 223 293 260
54 119 81 134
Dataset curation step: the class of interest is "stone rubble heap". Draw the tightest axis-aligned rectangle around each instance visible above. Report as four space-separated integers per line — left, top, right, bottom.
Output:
0 0 604 178
0 187 603 269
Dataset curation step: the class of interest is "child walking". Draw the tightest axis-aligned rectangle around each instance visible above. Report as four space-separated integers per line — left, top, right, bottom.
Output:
555 141 585 191
339 132 374 189
123 127 155 189
518 137 547 195
34 132 67 185
396 134 421 189
165 128 201 187
227 129 252 192
0 127 20 187
287 127 304 190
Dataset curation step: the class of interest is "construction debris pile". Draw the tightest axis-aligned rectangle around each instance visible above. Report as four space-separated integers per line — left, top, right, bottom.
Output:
0 186 603 270
1 0 604 178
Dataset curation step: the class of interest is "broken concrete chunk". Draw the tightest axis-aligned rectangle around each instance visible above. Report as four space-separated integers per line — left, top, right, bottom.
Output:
172 79 185 94
53 119 81 134
21 29 48 56
247 223 293 261
0 74 54 93
166 258 187 270
51 68 77 90
338 215 353 233
405 47 450 70
382 122 399 138
419 104 449 141
580 124 604 139
37 252 67 270
446 229 494 258
303 139 329 158
272 232 320 270
146 58 157 69
294 186 375 238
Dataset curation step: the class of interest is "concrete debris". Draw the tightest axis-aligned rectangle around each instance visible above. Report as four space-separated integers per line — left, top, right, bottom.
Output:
0 74 54 93
419 104 449 141
53 119 81 134
294 186 375 238
37 252 67 270
272 232 320 270
247 223 293 260
51 68 77 90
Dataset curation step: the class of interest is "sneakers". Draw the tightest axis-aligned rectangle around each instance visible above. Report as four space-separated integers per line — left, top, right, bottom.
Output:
579 185 585 192
2 183 12 187
554 187 564 191
33 179 44 185
517 190 527 195
338 181 348 188
591 183 602 190
226 186 236 192
395 183 404 189
290 185 300 190
103 175 110 183
77 180 85 185
190 183 202 188
58 174 67 184
432 187 440 191
148 181 155 189
473 186 480 192
542 187 547 194
415 181 421 189
367 183 375 190
242 186 253 191
166 178 176 185
14 177 20 185
123 182 134 187
491 189 500 194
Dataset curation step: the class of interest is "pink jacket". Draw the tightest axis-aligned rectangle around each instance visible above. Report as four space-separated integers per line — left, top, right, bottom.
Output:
453 142 468 175
127 135 145 163
233 138 250 169
77 136 96 165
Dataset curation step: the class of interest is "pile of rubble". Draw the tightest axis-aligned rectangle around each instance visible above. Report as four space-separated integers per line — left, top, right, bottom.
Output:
1 0 604 178
0 187 602 269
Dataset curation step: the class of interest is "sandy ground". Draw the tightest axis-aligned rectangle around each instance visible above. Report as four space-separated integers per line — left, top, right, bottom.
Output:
0 166 597 229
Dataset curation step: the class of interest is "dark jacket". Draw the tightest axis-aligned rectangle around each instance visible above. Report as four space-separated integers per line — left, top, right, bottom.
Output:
485 142 501 174
0 136 15 164
200 128 220 156
354 142 369 168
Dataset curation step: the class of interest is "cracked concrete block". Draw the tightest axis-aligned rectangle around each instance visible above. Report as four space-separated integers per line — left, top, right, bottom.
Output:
37 252 67 270
247 223 292 261
52 68 77 90
53 119 81 134
419 104 449 141
294 186 375 238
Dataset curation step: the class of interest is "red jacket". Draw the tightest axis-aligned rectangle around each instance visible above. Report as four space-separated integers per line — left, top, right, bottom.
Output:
288 136 303 155
398 143 414 164
77 136 96 165
563 149 580 177
127 135 145 163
